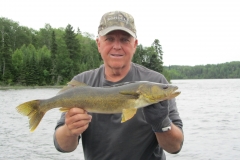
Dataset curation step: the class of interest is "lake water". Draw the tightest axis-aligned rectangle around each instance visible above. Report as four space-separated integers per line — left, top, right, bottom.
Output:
0 79 239 160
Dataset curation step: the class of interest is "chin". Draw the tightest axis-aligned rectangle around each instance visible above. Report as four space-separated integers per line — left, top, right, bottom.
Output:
109 63 125 69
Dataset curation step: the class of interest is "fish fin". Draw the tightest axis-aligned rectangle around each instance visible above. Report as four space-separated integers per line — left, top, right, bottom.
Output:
16 100 46 132
121 108 137 123
59 107 70 112
67 80 88 87
57 86 73 95
58 80 89 95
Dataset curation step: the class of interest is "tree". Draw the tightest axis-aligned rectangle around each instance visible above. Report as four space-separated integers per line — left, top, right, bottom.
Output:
37 45 52 85
1 30 13 84
133 44 145 65
78 34 101 71
24 44 39 85
50 30 58 84
64 24 81 77
151 39 163 73
12 49 24 83
37 24 52 49
64 24 80 59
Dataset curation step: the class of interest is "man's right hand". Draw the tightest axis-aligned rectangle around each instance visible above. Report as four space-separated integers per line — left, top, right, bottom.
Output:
55 108 91 152
64 108 92 136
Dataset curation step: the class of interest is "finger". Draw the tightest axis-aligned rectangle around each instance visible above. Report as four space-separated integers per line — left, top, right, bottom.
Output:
66 112 92 125
67 108 86 117
66 117 91 136
70 118 91 129
71 113 92 123
70 123 90 136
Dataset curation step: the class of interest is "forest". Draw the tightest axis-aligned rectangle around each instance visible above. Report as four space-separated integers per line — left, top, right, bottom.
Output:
0 17 239 86
0 17 165 86
165 61 240 79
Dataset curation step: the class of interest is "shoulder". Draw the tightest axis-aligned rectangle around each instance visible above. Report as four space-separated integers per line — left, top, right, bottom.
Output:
131 63 168 83
72 65 104 85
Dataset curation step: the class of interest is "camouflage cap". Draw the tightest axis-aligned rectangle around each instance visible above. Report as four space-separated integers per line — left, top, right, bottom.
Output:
98 11 137 38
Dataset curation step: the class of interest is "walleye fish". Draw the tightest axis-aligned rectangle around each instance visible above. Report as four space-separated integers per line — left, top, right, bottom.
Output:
16 80 181 132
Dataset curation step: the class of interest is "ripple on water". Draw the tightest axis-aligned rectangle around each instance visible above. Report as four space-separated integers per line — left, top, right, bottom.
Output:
1 80 240 160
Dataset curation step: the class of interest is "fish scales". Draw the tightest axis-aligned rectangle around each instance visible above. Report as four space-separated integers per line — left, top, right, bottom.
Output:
41 84 139 113
16 81 181 132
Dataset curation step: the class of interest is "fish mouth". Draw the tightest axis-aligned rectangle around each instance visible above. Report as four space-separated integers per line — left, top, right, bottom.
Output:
170 87 181 98
165 85 180 98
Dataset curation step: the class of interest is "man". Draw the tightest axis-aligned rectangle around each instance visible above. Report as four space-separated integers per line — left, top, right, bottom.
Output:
54 10 184 160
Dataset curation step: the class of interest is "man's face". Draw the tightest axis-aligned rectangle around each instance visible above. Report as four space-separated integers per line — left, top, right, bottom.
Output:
96 30 138 70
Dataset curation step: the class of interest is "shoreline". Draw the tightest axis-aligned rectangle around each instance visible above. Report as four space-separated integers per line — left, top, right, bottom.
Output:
0 85 64 90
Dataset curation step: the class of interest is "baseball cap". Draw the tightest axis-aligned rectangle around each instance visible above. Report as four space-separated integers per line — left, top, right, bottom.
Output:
98 11 137 38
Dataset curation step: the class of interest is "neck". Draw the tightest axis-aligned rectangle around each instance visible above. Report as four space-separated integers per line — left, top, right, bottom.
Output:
104 64 131 82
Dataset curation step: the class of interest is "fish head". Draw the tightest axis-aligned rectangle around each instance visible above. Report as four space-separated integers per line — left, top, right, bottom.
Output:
138 82 181 103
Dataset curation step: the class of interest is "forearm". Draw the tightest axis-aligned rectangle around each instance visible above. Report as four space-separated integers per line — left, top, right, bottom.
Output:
155 123 184 153
54 124 79 152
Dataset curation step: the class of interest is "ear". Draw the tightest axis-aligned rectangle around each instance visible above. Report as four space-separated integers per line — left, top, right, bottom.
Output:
96 37 100 47
134 39 138 49
133 39 138 54
96 37 101 52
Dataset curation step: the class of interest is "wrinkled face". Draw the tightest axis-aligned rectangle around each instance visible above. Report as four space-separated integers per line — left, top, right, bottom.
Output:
96 30 138 70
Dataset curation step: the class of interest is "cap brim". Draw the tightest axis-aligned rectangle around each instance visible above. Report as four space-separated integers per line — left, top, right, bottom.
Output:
99 26 136 38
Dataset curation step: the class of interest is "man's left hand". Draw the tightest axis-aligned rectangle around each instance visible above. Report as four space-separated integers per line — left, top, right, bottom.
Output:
142 100 172 132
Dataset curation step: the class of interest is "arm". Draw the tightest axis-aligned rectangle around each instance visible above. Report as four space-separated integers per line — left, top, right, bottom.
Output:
54 108 92 152
155 123 184 153
143 99 184 153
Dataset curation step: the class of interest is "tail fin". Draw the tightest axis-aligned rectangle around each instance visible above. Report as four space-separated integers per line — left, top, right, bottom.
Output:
16 100 45 132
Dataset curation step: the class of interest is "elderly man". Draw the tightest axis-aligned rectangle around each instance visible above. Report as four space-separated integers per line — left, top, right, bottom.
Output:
54 10 184 160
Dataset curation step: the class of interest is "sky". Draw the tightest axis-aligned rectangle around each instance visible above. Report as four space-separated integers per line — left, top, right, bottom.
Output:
1 0 240 66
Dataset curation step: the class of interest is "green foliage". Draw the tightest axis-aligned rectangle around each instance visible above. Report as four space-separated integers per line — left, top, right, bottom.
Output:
37 24 53 49
64 24 82 78
165 61 240 79
133 39 164 73
11 49 23 83
132 39 169 81
1 29 13 84
2 17 238 86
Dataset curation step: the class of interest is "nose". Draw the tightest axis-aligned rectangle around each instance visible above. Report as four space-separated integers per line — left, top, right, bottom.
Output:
113 40 121 50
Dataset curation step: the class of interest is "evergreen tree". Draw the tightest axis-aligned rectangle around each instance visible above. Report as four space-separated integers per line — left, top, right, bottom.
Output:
50 30 58 84
151 39 163 73
1 31 13 84
37 45 51 85
0 28 3 81
133 44 145 65
11 49 24 83
51 30 58 58
64 24 81 77
24 44 39 85
77 27 82 35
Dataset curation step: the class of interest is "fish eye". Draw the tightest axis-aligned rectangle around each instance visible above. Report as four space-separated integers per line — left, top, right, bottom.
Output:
162 85 168 89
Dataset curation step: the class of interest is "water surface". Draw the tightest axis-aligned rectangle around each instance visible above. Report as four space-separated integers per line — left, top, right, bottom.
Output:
1 79 239 160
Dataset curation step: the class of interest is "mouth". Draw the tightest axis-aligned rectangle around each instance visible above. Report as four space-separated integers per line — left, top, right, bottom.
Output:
166 86 181 98
110 54 124 58
171 88 181 98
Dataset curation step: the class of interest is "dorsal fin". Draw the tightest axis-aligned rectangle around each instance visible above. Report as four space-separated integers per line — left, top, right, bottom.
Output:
57 80 89 95
67 80 88 87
